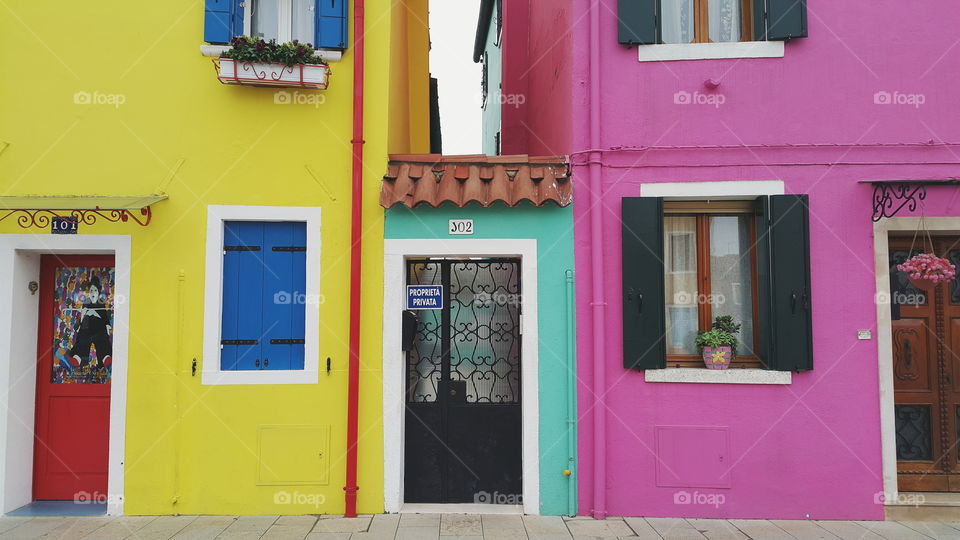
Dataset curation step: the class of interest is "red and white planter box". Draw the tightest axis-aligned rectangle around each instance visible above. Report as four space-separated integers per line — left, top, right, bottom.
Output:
214 58 330 89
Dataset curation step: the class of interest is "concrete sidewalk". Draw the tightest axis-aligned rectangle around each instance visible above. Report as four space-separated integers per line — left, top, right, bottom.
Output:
0 513 957 539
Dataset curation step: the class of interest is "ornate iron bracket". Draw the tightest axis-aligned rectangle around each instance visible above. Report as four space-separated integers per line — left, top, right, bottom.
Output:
872 183 927 222
0 207 153 228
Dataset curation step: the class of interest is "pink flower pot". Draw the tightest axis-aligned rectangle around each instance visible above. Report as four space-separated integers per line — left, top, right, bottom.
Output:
908 276 943 290
702 346 732 370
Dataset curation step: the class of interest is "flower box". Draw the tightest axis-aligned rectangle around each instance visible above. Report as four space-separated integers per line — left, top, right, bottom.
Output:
213 58 330 89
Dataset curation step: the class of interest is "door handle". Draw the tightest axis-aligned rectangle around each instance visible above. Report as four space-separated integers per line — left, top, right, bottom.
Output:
637 293 643 314
790 292 798 313
255 359 260 368
263 358 269 368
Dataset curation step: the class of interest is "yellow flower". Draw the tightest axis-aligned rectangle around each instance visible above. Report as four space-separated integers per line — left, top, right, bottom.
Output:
711 350 727 364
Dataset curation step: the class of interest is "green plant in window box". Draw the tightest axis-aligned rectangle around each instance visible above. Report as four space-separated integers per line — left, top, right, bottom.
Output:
221 36 328 67
695 316 741 370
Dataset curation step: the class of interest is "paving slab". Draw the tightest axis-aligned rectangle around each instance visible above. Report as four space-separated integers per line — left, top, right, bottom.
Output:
724 520 793 540
768 520 838 539
522 515 571 539
352 514 401 540
124 516 199 540
399 513 441 528
261 515 319 539
302 533 351 540
0 517 74 539
171 515 237 539
80 516 158 539
898 521 960 539
441 514 482 536
814 520 886 540
311 516 371 533
645 517 706 539
0 517 32 535
395 525 441 540
481 514 527 537
622 517 665 539
853 521 932 540
217 516 280 539
687 518 748 539
564 516 635 537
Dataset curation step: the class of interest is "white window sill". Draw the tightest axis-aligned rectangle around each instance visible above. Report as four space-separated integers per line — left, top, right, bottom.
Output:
200 44 342 63
202 370 319 386
637 41 784 62
644 368 792 385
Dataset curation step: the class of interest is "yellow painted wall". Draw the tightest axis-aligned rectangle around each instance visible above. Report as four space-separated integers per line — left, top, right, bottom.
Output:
0 0 430 515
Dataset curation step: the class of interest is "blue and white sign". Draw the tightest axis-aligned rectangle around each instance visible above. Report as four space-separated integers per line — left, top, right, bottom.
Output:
407 285 443 310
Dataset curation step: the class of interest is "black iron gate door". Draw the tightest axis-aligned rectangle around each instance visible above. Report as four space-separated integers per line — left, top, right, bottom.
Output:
404 258 522 504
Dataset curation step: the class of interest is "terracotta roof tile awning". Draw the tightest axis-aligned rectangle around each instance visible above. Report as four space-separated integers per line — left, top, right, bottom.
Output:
380 154 572 209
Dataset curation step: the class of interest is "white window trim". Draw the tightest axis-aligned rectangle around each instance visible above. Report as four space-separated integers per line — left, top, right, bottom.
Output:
639 179 793 385
645 368 791 385
202 205 321 386
637 41 784 62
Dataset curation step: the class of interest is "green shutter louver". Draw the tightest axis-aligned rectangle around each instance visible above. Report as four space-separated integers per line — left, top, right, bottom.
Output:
755 0 808 41
618 0 659 45
755 195 813 372
622 197 666 370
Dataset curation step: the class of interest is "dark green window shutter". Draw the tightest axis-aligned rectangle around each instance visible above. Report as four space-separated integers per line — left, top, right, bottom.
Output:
755 195 813 371
618 0 659 45
754 0 808 41
622 197 666 370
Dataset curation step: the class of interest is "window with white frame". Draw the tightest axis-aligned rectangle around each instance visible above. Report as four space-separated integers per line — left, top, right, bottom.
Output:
203 0 348 50
202 206 321 385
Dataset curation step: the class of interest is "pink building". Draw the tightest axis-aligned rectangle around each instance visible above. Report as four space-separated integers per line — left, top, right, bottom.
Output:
567 0 960 521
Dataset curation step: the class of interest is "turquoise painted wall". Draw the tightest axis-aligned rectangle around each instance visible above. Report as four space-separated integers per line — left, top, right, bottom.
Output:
385 201 576 516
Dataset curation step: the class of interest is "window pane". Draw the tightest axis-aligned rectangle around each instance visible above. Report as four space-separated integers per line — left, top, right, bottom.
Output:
661 0 695 44
709 0 741 43
291 0 315 44
252 0 280 41
665 216 699 355
709 216 755 356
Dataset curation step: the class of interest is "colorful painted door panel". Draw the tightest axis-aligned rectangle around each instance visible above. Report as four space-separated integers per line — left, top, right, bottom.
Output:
891 237 960 492
404 259 522 504
33 255 113 500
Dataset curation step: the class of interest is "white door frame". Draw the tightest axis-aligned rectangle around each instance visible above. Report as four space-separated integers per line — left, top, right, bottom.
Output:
0 234 130 515
382 239 540 514
875 218 960 502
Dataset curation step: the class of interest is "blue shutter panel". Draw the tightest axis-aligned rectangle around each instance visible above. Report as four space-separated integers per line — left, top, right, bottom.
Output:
222 222 265 371
622 197 667 370
260 222 307 371
204 0 243 44
754 0 807 40
315 0 349 49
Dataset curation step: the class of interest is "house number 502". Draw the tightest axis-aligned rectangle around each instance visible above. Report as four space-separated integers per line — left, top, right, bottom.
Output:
449 219 474 235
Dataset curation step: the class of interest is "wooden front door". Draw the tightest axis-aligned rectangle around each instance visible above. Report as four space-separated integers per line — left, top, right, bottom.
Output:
33 255 114 500
891 237 960 492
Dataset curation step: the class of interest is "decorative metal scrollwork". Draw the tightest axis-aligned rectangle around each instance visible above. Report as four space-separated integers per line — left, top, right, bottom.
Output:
0 207 153 228
872 183 927 222
895 405 932 461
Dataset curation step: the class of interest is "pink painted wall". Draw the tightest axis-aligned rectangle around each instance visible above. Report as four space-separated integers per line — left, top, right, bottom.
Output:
568 0 960 520
500 0 571 156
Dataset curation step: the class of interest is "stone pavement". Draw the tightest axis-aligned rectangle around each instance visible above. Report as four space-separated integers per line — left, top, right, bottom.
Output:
0 513 958 539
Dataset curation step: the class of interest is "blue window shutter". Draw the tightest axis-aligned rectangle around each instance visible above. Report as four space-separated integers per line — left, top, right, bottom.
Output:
315 0 349 50
221 222 265 371
618 0 659 45
204 0 242 44
754 0 807 41
260 222 307 371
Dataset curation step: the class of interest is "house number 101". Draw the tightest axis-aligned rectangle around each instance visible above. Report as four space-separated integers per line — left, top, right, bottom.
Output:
449 219 474 235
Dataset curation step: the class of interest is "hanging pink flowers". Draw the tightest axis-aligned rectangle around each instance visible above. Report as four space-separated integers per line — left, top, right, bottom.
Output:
897 253 957 289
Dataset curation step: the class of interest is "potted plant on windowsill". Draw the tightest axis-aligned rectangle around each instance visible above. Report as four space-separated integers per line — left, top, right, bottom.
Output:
695 316 741 370
897 253 957 290
213 36 330 89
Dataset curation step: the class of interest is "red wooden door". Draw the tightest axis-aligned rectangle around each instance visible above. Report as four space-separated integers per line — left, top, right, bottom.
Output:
33 255 114 500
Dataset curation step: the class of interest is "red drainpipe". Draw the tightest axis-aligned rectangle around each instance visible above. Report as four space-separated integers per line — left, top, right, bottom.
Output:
344 0 365 519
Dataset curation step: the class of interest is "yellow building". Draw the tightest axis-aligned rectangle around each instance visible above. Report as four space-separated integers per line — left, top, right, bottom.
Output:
0 0 429 516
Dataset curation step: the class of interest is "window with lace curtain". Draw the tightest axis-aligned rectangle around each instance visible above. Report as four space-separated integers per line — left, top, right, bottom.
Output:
661 0 753 44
